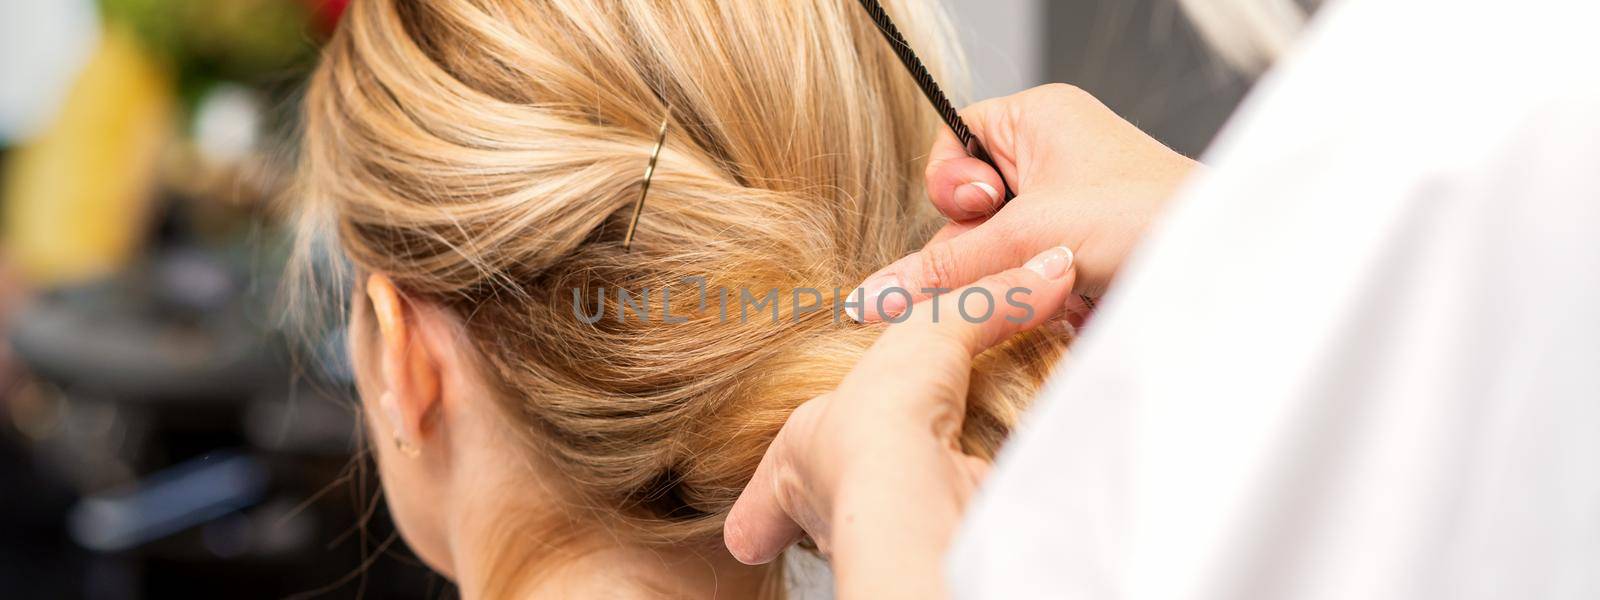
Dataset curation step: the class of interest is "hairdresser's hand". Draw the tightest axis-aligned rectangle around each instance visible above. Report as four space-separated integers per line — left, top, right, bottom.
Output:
849 83 1198 322
725 245 1079 600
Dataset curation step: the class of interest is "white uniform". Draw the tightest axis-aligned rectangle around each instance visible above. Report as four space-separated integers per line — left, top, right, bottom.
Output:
949 0 1600 598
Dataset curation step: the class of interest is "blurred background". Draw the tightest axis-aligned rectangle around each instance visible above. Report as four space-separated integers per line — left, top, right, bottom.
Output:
0 1 1255 598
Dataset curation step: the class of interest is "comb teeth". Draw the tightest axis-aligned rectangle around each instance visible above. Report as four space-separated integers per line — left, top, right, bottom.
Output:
856 0 975 147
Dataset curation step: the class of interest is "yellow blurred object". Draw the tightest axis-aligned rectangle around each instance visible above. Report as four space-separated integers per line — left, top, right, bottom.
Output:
2 27 173 286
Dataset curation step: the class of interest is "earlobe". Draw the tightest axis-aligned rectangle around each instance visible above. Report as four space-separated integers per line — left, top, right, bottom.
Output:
382 391 422 458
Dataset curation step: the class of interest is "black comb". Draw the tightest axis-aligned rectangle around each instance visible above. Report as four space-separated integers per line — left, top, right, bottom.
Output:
855 0 1015 202
856 0 1100 311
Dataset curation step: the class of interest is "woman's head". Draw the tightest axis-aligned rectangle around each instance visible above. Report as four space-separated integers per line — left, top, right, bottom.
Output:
294 0 1065 593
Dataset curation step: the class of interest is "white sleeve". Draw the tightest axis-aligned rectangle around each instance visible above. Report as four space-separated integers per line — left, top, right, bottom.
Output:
946 0 1600 598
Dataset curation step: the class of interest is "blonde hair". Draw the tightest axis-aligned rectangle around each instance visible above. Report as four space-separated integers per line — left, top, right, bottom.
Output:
292 0 1066 592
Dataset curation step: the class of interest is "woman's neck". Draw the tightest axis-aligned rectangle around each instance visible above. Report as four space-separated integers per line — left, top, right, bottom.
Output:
491 542 765 599
448 495 768 599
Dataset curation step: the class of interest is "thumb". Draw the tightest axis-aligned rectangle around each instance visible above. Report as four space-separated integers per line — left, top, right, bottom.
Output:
926 127 1008 221
724 401 817 565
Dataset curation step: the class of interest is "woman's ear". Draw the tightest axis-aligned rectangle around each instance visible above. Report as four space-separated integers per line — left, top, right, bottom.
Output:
365 273 442 454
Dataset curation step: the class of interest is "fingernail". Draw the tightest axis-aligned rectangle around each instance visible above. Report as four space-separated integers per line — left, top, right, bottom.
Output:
848 273 906 322
1024 246 1074 280
955 182 1000 215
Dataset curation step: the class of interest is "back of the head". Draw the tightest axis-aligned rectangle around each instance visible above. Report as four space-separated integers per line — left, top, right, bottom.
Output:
295 0 1065 575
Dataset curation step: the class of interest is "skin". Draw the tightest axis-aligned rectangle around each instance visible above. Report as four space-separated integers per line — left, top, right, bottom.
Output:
849 83 1199 320
723 84 1194 599
726 244 1081 599
351 274 765 599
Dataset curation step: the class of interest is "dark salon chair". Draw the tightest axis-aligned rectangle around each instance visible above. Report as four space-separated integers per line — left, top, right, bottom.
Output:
4 243 445 599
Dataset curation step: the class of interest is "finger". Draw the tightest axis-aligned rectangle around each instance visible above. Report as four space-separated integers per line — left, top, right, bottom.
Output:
926 127 1006 221
925 219 980 247
899 245 1078 354
724 427 806 565
850 245 1079 390
846 213 1054 323
1061 293 1094 329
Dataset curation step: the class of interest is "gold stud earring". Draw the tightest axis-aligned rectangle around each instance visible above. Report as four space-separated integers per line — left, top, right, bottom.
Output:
393 434 421 458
